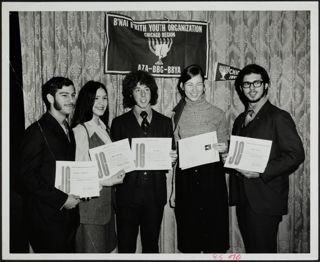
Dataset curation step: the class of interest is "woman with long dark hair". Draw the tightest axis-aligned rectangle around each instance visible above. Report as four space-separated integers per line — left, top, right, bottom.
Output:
71 81 125 253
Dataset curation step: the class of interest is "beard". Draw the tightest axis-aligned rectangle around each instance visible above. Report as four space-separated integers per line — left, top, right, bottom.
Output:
53 100 71 116
247 87 268 103
53 100 62 111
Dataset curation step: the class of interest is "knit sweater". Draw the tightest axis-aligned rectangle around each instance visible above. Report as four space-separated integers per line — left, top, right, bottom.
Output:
174 95 229 143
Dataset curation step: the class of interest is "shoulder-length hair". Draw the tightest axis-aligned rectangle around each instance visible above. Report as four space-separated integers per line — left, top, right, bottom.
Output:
71 81 109 128
122 70 158 108
177 64 205 97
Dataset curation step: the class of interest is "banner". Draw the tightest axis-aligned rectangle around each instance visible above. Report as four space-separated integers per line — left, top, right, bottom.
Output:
105 13 209 77
214 62 241 81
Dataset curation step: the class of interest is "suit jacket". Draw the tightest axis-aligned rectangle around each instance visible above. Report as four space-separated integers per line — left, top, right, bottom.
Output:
19 112 79 232
229 100 305 215
110 109 173 207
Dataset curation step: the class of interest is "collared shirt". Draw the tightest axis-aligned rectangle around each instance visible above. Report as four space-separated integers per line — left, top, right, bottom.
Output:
61 119 70 136
133 106 153 126
247 96 268 118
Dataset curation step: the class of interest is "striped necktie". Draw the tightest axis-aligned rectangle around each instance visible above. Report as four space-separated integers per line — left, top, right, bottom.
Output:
62 119 70 141
140 111 150 134
244 109 255 127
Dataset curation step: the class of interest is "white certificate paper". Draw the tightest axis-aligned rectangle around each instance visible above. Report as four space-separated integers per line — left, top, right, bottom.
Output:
55 161 100 198
89 138 134 180
224 135 272 173
178 131 219 169
131 137 172 170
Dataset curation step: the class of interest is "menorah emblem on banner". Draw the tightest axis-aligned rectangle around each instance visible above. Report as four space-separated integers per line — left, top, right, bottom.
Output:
148 38 173 65
219 65 229 80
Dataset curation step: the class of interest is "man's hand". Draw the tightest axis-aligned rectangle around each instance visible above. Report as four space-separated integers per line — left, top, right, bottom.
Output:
213 143 228 163
169 191 175 208
213 142 228 153
170 150 178 166
236 168 260 179
220 152 228 164
100 169 125 187
63 194 80 209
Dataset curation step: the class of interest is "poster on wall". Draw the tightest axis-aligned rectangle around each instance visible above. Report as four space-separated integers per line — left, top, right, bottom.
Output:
213 62 241 81
105 13 209 77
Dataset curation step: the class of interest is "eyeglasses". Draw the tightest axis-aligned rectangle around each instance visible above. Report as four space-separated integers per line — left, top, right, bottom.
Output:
242 80 264 89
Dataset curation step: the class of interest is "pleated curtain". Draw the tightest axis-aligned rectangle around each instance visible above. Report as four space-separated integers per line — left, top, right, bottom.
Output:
18 10 310 253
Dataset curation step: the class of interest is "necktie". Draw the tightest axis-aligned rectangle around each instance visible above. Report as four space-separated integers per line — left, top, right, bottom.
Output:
140 111 150 134
62 119 70 141
244 109 255 127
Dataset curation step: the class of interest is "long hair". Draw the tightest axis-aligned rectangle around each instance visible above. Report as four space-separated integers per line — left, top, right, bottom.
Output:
71 81 109 129
122 70 158 108
177 64 205 97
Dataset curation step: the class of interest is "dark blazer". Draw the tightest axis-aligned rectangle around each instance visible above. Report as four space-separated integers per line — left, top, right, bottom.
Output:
19 112 79 250
110 109 173 207
229 101 305 216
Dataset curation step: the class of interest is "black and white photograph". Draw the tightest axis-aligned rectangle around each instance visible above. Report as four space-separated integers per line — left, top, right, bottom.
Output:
2 1 318 261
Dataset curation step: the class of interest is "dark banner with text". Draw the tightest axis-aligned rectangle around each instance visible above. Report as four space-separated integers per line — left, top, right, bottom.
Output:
213 62 241 81
105 13 209 77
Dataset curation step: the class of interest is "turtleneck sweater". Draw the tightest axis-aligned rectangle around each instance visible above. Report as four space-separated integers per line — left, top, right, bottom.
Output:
175 94 229 143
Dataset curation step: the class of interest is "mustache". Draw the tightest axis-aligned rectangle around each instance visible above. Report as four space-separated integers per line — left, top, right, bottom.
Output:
53 101 74 110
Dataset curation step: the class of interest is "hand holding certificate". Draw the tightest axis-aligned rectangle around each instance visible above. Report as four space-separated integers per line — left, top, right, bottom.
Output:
131 137 172 170
224 135 272 173
55 161 100 198
178 131 220 169
89 138 134 180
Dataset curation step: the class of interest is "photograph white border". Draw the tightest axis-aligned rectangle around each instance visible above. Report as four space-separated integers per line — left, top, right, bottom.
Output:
2 1 318 261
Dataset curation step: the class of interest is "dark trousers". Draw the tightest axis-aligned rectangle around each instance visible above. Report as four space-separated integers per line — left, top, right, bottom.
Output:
28 210 79 253
236 204 282 253
29 225 77 253
116 178 164 253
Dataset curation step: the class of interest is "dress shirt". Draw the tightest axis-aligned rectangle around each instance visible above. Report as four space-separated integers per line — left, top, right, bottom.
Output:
247 96 268 118
133 106 152 126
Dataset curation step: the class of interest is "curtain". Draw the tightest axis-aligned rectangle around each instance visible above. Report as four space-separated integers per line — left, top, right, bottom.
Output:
18 10 310 253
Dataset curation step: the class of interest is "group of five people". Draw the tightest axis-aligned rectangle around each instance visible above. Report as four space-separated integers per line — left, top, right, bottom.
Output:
19 63 305 254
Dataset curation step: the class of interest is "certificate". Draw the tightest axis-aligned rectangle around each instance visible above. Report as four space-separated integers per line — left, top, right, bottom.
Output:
55 161 100 198
131 137 172 170
178 131 219 169
89 138 134 180
224 135 272 173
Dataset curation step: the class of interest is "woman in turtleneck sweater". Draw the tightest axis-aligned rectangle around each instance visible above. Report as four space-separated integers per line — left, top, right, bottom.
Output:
171 64 230 253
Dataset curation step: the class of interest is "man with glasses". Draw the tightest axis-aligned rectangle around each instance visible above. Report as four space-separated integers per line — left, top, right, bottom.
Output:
228 64 305 253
